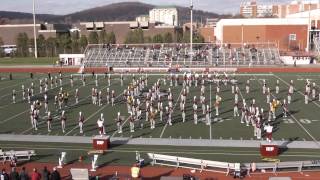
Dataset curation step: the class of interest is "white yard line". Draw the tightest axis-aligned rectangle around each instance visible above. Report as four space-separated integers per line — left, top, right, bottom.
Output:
255 75 320 148
0 81 83 124
274 74 320 108
66 76 131 136
159 86 184 138
20 79 103 135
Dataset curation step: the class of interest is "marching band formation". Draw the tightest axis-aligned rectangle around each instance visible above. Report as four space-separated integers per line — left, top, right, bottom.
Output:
7 71 319 141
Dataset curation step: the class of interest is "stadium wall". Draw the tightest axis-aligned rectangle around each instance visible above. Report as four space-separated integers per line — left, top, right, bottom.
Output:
1 67 320 73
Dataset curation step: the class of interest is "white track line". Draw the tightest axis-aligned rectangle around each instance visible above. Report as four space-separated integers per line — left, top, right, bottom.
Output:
3 145 320 157
159 85 184 138
255 75 320 148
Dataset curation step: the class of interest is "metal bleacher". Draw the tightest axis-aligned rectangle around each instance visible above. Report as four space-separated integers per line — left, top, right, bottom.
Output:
83 43 282 67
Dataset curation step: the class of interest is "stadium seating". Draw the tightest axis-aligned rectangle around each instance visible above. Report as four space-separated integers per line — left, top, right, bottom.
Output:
83 43 282 67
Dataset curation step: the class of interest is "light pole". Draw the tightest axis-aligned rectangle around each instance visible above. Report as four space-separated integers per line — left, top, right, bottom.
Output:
33 0 38 58
190 0 193 64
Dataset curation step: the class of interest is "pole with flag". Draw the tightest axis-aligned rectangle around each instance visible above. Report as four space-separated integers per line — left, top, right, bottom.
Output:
33 0 38 58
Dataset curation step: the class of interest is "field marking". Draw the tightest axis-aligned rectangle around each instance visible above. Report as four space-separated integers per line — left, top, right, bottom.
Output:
159 85 184 138
20 85 93 135
110 95 146 138
66 81 129 136
0 76 40 92
276 74 320 109
0 81 83 124
0 79 79 109
0 74 73 100
255 75 320 148
19 79 106 135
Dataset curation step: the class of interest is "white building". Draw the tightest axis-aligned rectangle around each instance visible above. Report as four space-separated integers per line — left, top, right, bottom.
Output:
240 1 273 18
149 7 178 27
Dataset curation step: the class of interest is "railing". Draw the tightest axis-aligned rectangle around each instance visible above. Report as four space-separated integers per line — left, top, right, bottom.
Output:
147 153 320 175
83 43 281 67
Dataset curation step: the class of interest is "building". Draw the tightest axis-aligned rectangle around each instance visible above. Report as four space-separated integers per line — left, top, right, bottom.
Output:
149 7 179 26
78 21 180 44
214 17 320 52
0 23 71 46
240 0 320 18
240 0 275 18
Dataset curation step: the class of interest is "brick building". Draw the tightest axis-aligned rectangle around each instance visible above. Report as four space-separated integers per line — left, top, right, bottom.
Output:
78 21 180 44
214 17 319 52
0 24 71 46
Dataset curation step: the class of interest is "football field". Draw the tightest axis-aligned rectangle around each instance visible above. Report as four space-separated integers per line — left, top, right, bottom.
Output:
1 72 320 143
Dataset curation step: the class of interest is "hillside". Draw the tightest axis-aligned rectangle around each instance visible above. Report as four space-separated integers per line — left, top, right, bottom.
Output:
0 2 230 24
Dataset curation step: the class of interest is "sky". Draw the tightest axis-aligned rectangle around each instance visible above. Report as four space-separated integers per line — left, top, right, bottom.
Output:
0 0 293 15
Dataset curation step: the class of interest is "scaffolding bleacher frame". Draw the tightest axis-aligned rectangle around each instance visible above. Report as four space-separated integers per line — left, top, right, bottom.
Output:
83 43 282 67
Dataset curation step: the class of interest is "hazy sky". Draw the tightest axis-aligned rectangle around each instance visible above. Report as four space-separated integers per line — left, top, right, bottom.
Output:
0 0 292 15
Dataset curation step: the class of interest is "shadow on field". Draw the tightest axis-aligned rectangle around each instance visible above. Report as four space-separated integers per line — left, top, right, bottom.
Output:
279 137 299 155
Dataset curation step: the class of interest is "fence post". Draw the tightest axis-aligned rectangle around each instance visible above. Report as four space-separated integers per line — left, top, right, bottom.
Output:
298 162 303 173
176 157 179 168
152 153 155 166
273 163 277 174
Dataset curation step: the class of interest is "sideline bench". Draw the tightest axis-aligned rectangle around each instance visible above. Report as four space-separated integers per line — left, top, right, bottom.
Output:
147 153 236 175
0 150 36 163
70 168 89 180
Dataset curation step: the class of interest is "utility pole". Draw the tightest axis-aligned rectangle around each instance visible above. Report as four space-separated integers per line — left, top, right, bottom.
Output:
33 0 38 58
190 0 193 64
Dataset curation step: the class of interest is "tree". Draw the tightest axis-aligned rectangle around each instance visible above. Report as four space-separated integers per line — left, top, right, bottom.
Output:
144 36 152 43
88 31 99 44
37 34 46 57
175 30 183 43
79 35 88 53
125 28 144 44
193 33 205 43
153 34 164 43
182 32 205 44
106 32 116 44
163 32 173 43
71 31 80 53
46 37 57 57
16 33 29 57
99 30 107 44
57 34 72 54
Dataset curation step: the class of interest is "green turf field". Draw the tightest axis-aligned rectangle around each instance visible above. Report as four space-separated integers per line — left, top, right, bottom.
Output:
0 57 57 66
0 72 320 164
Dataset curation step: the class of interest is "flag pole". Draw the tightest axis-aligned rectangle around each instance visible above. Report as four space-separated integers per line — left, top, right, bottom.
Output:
33 0 38 58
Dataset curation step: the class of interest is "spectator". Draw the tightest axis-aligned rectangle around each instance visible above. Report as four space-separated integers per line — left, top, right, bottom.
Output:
1 169 9 180
9 167 19 180
50 168 61 180
41 167 50 180
19 167 29 180
31 168 41 180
